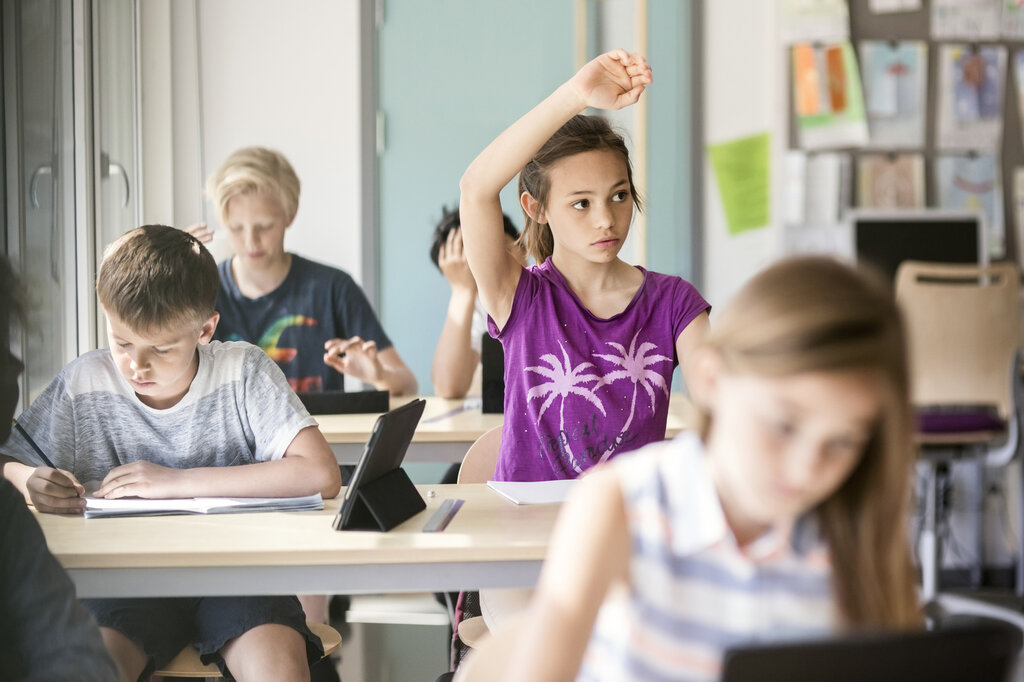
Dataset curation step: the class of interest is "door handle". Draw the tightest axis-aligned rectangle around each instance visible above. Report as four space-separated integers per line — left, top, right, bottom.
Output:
28 164 52 209
101 152 130 208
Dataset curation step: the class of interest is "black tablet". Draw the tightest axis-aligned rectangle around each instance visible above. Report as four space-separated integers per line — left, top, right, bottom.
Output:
297 389 389 415
721 621 1020 682
333 398 427 531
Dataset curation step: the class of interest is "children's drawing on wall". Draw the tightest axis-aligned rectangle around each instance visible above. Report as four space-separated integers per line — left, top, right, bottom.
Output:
857 154 925 209
859 41 927 148
779 0 850 44
936 153 1005 257
869 0 921 12
932 0 1001 40
1002 0 1024 38
792 42 869 149
937 44 1006 150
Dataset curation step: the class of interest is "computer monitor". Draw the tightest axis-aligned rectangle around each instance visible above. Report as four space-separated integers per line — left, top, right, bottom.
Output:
848 209 986 282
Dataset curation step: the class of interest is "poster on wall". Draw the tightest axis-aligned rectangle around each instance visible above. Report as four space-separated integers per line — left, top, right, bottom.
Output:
935 153 1005 257
1003 1 1024 38
780 0 850 44
856 153 925 209
859 41 928 148
792 42 869 149
708 132 771 236
784 150 851 227
932 0 1001 39
936 44 1006 151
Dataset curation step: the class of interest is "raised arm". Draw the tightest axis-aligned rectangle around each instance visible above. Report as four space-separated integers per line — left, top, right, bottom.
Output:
432 228 481 398
459 50 652 330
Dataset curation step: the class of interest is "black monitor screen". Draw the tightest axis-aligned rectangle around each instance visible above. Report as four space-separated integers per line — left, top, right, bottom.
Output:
854 214 981 282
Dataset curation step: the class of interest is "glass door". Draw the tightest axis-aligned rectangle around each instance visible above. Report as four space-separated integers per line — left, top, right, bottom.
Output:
2 0 79 407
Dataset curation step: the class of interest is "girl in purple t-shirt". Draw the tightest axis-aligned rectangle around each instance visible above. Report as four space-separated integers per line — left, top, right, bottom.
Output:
460 50 711 481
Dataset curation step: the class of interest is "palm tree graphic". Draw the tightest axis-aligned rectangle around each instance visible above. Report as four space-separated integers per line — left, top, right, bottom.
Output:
526 341 604 474
592 331 671 463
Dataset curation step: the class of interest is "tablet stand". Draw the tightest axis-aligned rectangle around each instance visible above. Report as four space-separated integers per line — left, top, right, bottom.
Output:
339 467 426 531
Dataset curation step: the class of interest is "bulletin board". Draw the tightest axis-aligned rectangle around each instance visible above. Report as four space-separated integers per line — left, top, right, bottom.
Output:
846 2 1024 265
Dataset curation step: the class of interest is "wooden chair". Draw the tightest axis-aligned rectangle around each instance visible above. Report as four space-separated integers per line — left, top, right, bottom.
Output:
153 621 342 679
894 261 1023 615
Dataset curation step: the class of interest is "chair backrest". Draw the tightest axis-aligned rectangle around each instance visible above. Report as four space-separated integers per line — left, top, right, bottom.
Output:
458 425 502 484
895 261 1021 418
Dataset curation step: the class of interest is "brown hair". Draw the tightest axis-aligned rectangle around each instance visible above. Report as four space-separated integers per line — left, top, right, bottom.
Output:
516 114 642 263
96 225 219 333
700 256 920 628
206 146 301 224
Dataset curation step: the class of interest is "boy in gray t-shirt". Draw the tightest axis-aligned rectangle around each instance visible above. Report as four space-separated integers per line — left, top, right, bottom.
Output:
0 225 342 681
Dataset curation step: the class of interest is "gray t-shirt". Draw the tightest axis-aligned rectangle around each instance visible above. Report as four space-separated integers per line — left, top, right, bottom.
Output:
3 341 316 492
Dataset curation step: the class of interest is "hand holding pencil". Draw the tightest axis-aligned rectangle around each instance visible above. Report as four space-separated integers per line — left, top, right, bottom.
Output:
13 419 85 514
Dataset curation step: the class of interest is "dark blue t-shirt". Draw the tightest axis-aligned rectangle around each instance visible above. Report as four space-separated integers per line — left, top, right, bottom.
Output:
214 254 392 392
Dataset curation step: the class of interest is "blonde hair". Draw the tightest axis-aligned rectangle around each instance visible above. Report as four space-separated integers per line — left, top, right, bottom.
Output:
700 256 921 629
206 146 301 224
517 114 642 263
97 225 218 333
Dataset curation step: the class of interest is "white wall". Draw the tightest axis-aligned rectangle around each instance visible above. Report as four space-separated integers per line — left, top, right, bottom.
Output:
702 0 786 309
140 0 363 281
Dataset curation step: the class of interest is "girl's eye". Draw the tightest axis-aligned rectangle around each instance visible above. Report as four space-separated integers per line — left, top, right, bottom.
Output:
571 199 589 210
612 190 629 202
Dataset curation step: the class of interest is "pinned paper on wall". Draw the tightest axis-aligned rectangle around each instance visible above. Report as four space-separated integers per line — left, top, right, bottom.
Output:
932 0 1001 39
1004 2 1024 38
857 153 925 209
792 42 869 149
1014 50 1024 150
708 133 771 236
859 41 928 148
780 0 850 44
1014 168 1024 265
936 153 1005 257
869 0 921 12
936 44 1006 150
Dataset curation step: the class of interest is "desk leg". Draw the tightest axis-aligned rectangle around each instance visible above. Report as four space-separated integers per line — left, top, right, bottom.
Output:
921 459 940 602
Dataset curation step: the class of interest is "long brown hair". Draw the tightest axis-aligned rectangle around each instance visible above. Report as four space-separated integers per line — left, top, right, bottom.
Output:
699 256 921 628
516 114 643 263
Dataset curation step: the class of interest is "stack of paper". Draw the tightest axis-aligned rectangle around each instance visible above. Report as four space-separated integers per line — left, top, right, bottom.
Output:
486 480 575 505
84 493 323 518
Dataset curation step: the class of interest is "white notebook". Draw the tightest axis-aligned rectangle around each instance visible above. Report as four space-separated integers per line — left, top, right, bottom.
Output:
84 493 323 518
486 480 576 505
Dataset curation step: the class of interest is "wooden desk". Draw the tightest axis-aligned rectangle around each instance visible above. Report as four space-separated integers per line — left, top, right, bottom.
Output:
317 393 698 464
36 484 559 599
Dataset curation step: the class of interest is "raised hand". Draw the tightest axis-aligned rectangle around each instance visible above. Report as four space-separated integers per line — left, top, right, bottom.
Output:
568 49 652 111
439 228 477 294
323 336 384 386
183 222 214 244
26 467 86 514
95 460 184 500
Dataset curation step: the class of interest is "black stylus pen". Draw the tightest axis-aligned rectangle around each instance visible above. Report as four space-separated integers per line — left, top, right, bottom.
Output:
12 420 58 469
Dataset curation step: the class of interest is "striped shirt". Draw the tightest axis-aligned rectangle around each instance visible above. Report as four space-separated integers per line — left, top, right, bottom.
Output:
577 432 837 682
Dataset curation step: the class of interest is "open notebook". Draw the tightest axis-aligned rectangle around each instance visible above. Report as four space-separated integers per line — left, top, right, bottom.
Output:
84 493 323 518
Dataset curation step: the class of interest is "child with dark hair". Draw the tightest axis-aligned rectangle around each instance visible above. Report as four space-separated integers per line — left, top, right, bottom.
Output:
429 206 523 399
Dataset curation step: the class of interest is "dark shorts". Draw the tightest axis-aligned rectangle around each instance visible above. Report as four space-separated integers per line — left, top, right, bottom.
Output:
82 595 323 681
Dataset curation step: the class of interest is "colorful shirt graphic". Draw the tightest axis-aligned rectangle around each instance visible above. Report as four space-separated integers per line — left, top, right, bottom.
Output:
489 260 709 481
215 255 392 392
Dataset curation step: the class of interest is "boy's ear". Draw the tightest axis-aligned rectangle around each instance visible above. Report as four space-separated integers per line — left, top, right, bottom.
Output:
198 312 219 345
520 191 545 225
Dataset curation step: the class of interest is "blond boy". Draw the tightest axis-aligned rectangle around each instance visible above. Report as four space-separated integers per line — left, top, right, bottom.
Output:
1 226 341 681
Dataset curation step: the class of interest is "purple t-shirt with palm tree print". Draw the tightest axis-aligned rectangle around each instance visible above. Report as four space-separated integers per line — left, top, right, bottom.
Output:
488 259 710 481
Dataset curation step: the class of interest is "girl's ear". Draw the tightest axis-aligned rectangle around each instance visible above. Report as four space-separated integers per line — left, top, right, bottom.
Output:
520 191 545 224
690 347 723 409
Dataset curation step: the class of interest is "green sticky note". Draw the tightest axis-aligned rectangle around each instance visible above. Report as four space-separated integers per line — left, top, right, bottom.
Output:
708 132 771 235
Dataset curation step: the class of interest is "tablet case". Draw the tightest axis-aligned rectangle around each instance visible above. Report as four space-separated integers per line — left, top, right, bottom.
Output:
334 398 427 532
480 333 504 414
297 389 390 415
